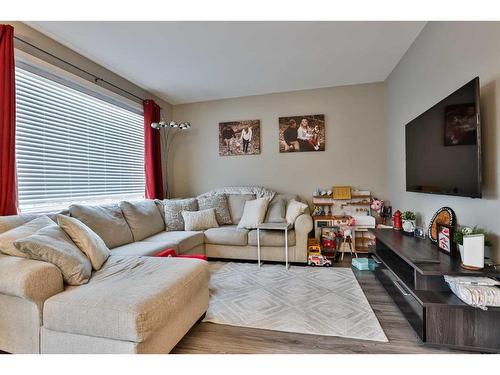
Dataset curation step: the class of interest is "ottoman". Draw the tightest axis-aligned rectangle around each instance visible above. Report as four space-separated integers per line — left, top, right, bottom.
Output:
40 256 209 353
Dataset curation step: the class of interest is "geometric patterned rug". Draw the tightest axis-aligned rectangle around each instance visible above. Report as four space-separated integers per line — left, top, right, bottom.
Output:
203 262 388 342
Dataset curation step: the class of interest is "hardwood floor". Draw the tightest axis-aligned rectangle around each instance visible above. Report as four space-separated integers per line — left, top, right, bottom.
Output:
172 259 469 354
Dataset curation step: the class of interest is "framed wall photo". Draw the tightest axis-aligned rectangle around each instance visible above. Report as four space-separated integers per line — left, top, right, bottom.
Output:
437 223 455 256
219 120 261 156
279 114 325 153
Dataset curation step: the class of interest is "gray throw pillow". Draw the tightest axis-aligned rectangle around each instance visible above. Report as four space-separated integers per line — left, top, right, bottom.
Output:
264 196 286 223
0 216 55 258
57 215 110 271
14 224 92 285
69 204 134 249
120 200 164 241
197 194 232 225
163 198 198 231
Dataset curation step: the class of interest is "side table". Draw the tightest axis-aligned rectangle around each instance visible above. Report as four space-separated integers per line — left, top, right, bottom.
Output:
256 222 291 269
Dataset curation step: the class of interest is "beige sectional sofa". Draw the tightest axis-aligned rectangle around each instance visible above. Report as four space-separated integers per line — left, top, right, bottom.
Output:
0 189 312 354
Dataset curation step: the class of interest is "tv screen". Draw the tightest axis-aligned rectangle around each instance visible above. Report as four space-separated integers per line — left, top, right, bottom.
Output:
405 77 482 198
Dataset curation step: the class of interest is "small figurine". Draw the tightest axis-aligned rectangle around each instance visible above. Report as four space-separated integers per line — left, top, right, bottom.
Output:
312 206 324 216
393 210 402 231
371 198 385 224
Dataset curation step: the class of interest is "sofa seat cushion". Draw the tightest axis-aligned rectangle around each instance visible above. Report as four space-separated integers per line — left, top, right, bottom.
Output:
204 225 248 246
109 240 167 257
142 231 204 254
43 256 209 343
248 229 296 247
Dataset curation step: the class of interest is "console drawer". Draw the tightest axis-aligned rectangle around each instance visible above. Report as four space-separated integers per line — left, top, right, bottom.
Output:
375 265 425 340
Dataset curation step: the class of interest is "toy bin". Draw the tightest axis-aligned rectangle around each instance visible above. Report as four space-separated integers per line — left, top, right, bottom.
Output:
352 257 377 271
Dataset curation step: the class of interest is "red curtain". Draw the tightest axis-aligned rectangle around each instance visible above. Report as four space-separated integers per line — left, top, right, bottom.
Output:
0 25 18 215
143 99 164 199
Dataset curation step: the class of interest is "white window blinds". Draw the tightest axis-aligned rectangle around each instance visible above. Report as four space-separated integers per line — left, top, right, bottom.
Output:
15 67 145 213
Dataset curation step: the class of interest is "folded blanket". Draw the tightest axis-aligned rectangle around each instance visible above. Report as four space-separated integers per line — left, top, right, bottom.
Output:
444 275 500 310
198 186 276 201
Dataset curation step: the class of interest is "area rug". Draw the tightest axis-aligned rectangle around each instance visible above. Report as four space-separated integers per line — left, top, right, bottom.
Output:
203 262 388 342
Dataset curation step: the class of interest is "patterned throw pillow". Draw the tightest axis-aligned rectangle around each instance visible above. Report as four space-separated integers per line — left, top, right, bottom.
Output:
163 198 198 231
197 194 232 225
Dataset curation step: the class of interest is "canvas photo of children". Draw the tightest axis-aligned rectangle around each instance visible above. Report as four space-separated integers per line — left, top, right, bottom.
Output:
219 120 261 156
279 114 325 152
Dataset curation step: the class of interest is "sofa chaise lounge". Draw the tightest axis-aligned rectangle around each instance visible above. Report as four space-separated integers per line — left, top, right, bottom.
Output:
0 188 312 353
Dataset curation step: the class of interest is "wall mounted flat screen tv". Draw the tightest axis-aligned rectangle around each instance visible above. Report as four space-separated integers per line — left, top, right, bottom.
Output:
405 77 482 198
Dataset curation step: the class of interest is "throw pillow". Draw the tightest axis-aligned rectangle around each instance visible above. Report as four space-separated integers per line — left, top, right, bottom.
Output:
0 216 55 258
286 199 308 226
69 204 134 249
227 194 256 224
237 198 270 229
163 198 198 231
120 200 164 241
181 208 219 231
14 224 92 285
264 196 286 223
0 213 38 234
57 215 110 271
197 194 232 225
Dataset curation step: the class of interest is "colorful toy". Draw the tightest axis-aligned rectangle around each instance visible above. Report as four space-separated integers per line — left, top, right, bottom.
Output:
371 197 384 214
308 239 332 267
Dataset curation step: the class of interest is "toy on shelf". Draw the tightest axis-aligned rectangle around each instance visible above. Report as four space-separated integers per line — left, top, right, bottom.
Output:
307 239 332 267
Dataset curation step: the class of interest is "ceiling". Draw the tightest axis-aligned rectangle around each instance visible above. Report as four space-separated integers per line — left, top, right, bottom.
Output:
27 21 426 105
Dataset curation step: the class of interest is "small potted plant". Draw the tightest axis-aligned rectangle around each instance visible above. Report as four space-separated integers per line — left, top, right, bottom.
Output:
401 211 417 234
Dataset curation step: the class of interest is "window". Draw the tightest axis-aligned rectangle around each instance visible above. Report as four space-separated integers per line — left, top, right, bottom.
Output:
15 67 145 213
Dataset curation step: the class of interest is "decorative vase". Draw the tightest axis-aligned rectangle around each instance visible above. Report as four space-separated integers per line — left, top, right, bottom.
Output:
461 234 485 270
402 219 416 234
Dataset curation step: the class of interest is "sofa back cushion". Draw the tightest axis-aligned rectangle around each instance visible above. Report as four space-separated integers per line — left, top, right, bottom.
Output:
57 214 110 271
227 194 255 224
120 200 164 241
14 224 92 286
69 204 134 249
264 195 288 223
163 198 198 231
0 215 55 258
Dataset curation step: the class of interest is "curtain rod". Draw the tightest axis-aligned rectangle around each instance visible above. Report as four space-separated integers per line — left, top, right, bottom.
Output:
14 35 147 103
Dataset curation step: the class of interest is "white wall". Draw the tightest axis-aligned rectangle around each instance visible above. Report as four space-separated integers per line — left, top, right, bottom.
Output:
171 83 387 203
386 22 500 261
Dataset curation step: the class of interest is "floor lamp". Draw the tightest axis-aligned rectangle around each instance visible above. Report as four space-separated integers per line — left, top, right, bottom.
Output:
151 120 191 199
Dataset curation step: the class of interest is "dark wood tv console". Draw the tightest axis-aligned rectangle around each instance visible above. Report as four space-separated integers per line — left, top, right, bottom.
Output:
370 229 500 353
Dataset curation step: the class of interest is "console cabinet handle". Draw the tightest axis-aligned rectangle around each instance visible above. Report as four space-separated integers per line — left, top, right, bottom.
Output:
393 280 410 296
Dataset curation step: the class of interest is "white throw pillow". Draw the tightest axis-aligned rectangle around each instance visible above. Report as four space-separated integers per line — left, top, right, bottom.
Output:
182 208 219 231
286 199 308 226
237 198 270 229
